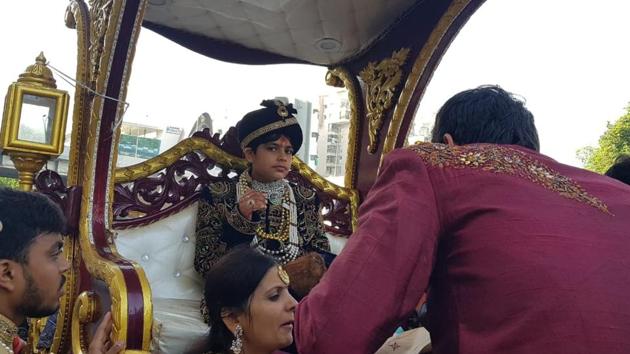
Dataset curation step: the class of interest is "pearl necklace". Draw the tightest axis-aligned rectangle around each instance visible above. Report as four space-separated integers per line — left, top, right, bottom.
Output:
237 172 300 264
0 340 12 354
251 177 285 205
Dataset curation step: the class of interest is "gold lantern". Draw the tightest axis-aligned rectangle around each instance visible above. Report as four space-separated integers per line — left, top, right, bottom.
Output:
1 52 69 191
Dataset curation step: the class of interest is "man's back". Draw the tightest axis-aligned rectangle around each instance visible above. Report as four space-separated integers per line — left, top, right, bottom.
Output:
296 143 630 354
416 143 630 353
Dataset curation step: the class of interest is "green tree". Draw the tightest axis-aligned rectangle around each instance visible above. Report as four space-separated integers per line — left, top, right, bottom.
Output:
577 105 630 173
0 176 19 188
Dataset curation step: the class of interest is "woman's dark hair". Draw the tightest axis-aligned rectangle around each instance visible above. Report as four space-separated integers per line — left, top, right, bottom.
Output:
605 154 630 185
0 188 66 264
198 246 277 353
431 85 540 151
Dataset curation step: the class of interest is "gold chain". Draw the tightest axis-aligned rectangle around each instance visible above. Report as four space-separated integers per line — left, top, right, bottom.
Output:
0 313 16 354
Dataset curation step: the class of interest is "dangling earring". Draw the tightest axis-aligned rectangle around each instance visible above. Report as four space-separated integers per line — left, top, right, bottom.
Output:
231 324 243 354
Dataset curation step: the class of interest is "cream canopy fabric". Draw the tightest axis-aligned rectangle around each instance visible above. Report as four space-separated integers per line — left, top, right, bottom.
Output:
144 0 418 65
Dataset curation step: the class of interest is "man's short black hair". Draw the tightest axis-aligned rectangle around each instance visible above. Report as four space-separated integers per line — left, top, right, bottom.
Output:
431 85 540 151
605 155 630 186
0 188 66 263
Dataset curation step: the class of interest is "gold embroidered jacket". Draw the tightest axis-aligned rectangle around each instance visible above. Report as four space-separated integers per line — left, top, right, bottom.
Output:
194 179 331 278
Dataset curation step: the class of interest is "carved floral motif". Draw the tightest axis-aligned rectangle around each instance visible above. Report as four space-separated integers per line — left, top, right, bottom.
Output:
360 48 410 154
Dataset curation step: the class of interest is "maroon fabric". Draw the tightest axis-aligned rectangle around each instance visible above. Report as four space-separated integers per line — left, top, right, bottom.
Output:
295 144 630 354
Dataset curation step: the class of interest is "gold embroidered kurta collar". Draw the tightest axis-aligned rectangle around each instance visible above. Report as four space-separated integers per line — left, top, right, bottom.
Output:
0 313 17 353
407 143 610 214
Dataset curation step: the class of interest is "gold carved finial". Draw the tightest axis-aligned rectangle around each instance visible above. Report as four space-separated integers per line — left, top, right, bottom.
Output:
359 48 410 154
17 52 57 88
325 70 344 88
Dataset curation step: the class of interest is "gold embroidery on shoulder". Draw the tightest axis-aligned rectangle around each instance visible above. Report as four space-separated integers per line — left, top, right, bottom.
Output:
293 183 316 201
208 180 231 197
407 144 610 214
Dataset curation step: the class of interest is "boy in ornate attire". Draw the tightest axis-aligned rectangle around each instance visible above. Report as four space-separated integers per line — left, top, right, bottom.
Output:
195 100 332 321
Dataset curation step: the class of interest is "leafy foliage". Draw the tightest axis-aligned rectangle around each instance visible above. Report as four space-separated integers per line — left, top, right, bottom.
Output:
0 176 19 189
577 105 630 173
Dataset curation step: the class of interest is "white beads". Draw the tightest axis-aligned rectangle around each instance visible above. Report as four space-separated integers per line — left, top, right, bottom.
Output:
141 254 150 262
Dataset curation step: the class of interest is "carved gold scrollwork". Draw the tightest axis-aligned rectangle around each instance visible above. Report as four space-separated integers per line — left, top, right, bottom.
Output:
71 291 101 354
382 0 473 163
359 48 410 154
88 0 114 88
65 0 95 185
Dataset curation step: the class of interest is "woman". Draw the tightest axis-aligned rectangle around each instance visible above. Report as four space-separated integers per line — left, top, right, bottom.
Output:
192 246 297 354
195 99 332 320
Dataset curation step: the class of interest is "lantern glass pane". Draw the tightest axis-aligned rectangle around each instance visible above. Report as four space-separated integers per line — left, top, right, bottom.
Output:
18 94 57 144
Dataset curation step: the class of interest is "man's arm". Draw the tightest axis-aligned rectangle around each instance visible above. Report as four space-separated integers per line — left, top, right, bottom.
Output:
294 149 442 353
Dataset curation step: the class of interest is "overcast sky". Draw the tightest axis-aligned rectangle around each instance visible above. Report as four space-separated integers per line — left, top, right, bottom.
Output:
1 0 629 167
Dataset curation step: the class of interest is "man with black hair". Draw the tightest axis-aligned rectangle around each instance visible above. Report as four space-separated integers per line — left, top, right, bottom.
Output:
294 85 630 354
605 154 630 186
0 188 121 354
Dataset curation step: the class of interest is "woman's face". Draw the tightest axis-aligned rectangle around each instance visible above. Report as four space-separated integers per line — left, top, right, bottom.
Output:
245 135 294 183
238 266 297 353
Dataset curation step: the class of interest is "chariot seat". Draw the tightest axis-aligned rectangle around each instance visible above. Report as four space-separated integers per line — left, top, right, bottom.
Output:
109 129 357 353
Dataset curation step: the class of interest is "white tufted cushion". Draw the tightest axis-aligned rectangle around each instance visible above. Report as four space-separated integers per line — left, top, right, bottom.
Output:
116 203 203 301
151 298 208 354
326 232 347 255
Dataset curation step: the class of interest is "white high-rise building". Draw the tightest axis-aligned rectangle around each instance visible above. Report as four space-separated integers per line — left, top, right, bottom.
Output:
314 90 350 184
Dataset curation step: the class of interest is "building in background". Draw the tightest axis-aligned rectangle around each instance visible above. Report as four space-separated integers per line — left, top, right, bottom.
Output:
314 90 350 184
117 122 185 166
407 121 433 145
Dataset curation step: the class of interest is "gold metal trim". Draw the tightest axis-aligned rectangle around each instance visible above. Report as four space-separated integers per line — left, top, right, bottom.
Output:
381 0 473 162
291 154 360 232
53 1 92 352
115 137 247 182
240 117 299 150
114 136 360 232
71 291 100 354
325 67 361 189
359 48 410 154
49 234 78 354
9 152 47 191
1 84 69 156
65 0 94 185
77 0 153 351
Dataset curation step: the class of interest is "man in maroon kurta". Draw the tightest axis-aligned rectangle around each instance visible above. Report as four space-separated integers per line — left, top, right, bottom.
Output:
294 86 630 353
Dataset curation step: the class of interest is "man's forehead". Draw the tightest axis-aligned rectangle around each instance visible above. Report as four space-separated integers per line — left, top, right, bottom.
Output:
32 232 64 248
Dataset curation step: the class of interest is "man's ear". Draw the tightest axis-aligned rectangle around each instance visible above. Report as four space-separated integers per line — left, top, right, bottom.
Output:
443 133 456 147
0 260 18 292
243 147 255 163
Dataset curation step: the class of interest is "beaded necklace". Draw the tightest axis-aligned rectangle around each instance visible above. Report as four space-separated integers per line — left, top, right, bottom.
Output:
237 171 300 264
0 313 16 354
